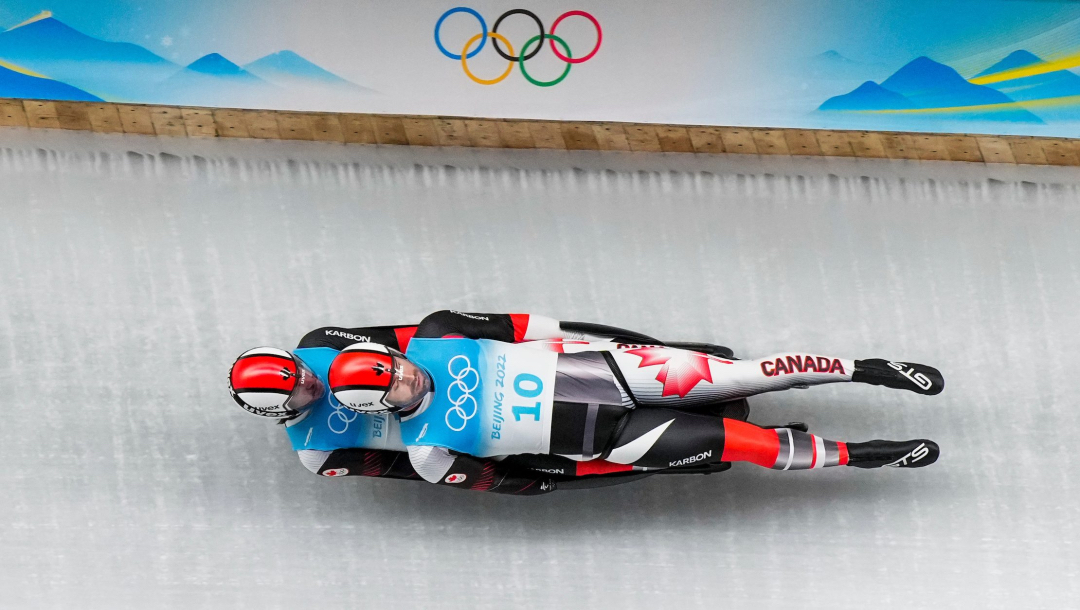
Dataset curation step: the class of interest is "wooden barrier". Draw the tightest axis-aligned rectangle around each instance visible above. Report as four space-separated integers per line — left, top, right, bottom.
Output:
1 97 1078 166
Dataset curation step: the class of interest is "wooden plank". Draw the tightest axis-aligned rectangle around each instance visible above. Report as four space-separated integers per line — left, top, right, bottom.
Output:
783 130 821 156
117 105 155 135
402 117 439 146
527 122 566 149
976 137 1015 164
340 114 377 145
815 131 855 157
309 113 344 142
879 133 919 160
656 125 695 153
496 121 535 149
687 126 725 154
244 111 281 139
914 134 950 161
150 107 186 136
11 98 1079 168
212 109 250 138
593 123 631 151
23 100 60 129
85 104 124 134
434 118 471 146
0 99 29 127
1006 137 1047 165
373 115 409 145
624 124 663 152
751 129 790 155
274 113 312 140
943 135 983 163
465 119 505 148
1039 138 1080 166
55 101 91 130
181 108 217 137
561 123 599 150
718 128 758 154
850 132 887 158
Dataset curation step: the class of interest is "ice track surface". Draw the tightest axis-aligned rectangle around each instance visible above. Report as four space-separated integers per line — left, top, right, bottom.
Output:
2 128 1079 609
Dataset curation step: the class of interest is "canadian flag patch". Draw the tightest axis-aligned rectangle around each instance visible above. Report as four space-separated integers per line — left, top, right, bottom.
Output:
322 468 349 477
444 473 467 484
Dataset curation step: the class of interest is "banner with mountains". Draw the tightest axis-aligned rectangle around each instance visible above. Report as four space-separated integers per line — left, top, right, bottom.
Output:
817 51 1080 128
3 2 1080 135
0 12 371 111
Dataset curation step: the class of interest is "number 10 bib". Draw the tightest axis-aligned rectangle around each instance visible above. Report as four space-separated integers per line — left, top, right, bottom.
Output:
400 338 558 457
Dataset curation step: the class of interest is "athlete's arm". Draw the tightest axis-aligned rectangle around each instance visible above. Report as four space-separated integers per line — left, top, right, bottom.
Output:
414 310 703 347
298 448 422 480
297 324 418 351
557 320 660 343
406 446 557 495
414 311 562 342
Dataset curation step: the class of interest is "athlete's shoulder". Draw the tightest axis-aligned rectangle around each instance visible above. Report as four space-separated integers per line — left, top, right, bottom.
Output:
297 325 417 351
415 310 516 341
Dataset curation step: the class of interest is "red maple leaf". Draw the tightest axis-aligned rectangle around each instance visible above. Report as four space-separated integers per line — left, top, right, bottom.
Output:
625 347 731 397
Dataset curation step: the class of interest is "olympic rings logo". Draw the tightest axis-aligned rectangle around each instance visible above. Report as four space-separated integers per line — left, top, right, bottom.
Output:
327 393 358 434
445 355 480 431
433 7 602 86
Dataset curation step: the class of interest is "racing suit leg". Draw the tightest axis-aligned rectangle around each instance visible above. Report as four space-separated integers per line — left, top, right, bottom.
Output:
600 409 938 470
600 408 851 471
608 348 855 407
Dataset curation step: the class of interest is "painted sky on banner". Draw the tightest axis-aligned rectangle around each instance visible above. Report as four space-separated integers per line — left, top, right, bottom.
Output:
3 0 1080 135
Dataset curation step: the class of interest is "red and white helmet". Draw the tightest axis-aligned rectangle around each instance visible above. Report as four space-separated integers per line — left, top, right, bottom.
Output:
328 342 408 414
229 347 323 418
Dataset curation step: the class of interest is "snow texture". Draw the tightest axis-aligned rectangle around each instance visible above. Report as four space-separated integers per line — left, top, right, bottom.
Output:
0 128 1078 609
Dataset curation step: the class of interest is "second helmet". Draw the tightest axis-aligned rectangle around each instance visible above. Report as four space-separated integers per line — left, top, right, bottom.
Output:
329 342 406 413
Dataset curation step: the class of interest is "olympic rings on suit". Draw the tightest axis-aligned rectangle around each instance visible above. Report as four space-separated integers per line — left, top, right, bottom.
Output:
433 7 601 86
445 355 479 432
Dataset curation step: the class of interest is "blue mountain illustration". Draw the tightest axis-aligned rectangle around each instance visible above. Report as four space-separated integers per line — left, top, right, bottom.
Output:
974 50 1080 103
975 49 1044 77
815 50 860 66
185 53 263 82
806 50 886 82
818 81 916 110
0 14 369 109
244 50 373 94
881 57 1018 108
153 53 277 107
246 51 341 84
0 63 102 101
820 56 1042 123
0 16 177 99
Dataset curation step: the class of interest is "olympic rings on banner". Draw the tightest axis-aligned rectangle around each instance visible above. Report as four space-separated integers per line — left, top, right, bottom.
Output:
519 34 571 88
461 32 515 85
492 9 544 62
548 10 602 64
433 7 601 86
435 7 487 60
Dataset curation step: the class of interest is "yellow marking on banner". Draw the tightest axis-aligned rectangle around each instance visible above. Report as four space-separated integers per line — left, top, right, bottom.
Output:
970 51 1080 85
0 58 48 78
857 93 1080 115
6 10 52 31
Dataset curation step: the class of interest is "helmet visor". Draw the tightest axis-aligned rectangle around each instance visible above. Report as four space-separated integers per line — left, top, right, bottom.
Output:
384 355 431 409
284 356 324 412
